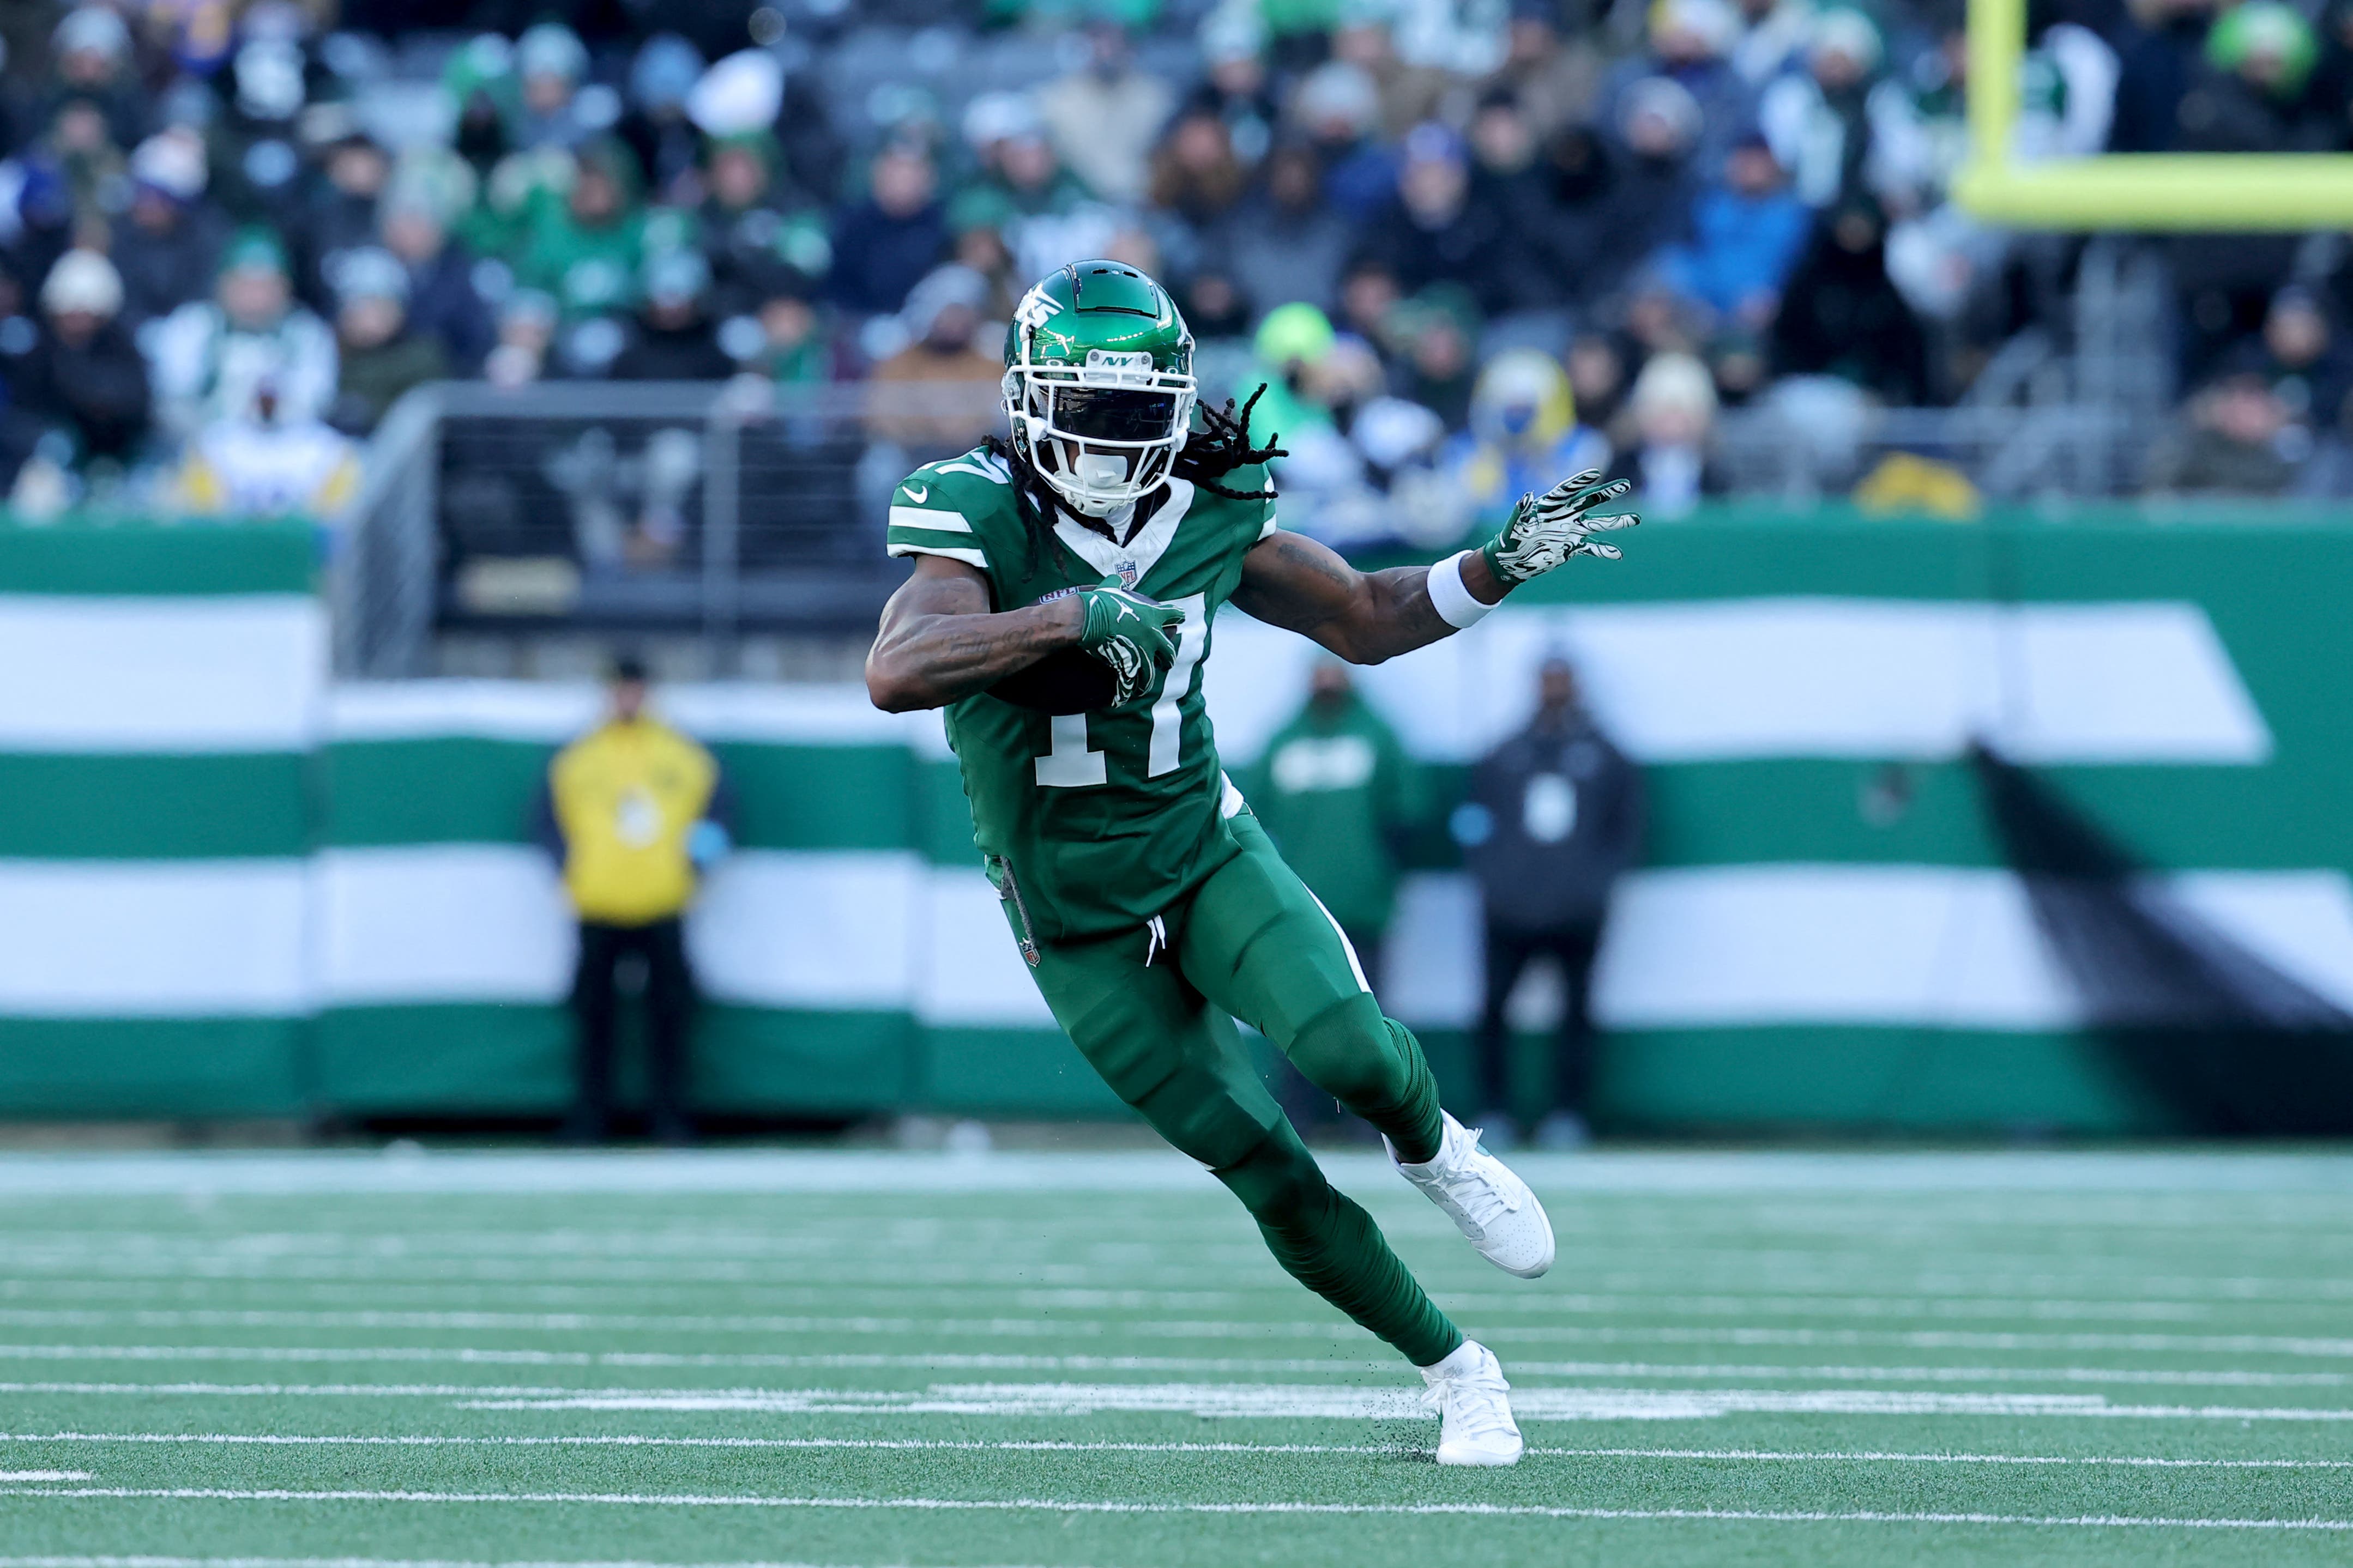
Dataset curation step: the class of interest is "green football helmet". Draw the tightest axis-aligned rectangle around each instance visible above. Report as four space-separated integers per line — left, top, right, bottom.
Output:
1002 261 1197 517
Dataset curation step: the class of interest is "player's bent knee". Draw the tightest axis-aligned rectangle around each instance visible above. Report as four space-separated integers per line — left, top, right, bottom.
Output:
1213 1130 1336 1238
1126 1064 1282 1174
1289 992 1408 1106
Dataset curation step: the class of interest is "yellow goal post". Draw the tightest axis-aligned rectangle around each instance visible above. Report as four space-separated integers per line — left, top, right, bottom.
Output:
1952 0 2353 229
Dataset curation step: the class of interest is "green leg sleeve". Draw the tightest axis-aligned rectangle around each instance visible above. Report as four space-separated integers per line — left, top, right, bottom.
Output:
1180 812 1445 1164
1289 1000 1446 1166
1007 899 1461 1366
1213 1121 1464 1369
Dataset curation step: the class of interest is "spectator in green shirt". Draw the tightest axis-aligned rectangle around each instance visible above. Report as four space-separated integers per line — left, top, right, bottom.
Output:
514 140 650 325
1249 658 1418 993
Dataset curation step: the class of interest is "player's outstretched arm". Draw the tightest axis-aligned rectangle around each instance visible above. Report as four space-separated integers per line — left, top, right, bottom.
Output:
1232 530 1492 665
866 555 1084 712
1231 471 1636 665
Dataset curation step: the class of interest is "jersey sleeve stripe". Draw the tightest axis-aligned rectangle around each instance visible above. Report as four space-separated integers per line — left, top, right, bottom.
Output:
890 505 974 534
1257 513 1280 541
886 540 988 568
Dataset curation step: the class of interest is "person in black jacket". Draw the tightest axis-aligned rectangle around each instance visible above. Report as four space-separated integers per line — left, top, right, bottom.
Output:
1770 199 1929 405
380 185 495 374
39 7 147 162
2108 0 2214 153
1541 80 1703 319
114 134 229 331
17 249 151 468
611 250 734 382
1455 656 1645 1149
828 142 945 319
1356 123 1519 318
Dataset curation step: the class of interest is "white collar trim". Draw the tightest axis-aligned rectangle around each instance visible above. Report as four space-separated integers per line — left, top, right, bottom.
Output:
1052 480 1196 589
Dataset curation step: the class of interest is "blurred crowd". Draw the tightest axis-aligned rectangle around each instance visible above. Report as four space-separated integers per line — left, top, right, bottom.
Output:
3 0 2353 535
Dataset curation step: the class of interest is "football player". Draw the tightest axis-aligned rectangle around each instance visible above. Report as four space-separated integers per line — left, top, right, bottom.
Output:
867 261 1635 1466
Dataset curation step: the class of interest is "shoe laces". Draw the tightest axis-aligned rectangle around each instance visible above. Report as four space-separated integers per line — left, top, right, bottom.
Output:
1424 1357 1515 1437
1429 1128 1521 1230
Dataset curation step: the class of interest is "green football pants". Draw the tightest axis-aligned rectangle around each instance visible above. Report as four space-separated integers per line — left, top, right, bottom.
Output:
1007 810 1462 1368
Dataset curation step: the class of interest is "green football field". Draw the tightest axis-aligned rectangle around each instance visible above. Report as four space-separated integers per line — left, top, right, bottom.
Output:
0 1147 2348 1567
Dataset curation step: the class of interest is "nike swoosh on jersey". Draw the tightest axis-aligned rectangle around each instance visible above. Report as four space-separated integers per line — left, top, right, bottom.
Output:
903 484 928 503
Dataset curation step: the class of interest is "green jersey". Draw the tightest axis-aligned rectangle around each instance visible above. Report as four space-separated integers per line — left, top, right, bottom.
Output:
886 445 1277 941
1248 693 1417 935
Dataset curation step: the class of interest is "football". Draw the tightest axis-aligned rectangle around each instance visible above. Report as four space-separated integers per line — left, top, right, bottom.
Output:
990 646 1117 713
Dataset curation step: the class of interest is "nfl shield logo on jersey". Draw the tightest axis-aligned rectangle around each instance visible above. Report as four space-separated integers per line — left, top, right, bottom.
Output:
1115 560 1140 589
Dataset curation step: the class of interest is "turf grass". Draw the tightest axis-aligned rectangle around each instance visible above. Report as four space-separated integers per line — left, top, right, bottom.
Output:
0 1147 2346 1566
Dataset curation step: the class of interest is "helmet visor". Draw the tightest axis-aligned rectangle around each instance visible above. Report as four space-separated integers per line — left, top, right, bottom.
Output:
1049 385 1182 444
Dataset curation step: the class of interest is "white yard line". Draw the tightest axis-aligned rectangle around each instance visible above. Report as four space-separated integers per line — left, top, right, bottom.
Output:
0 1471 89 1481
3 1233 2338 1263
10 1267 2353 1300
2 1209 2338 1230
8 1272 2351 1319
0 1147 2347 1197
1503 1360 2351 1388
6 1432 2351 1469
9 1263 2348 1306
0 1383 599 1399
0 1310 1369 1344
450 1382 2353 1422
5 1246 2348 1279
4 1219 2332 1239
0 1345 2343 1389
3 1486 2350 1531
0 1279 2334 1316
9 1378 2353 1420
17 1307 2353 1361
8 1310 2351 1354
1531 1447 2353 1469
1498 1326 2353 1358
0 1559 1067 1568
0 1348 1405 1376
0 1347 594 1366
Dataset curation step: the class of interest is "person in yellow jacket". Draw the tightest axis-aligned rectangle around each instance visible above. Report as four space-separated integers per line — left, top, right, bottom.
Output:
536 655 731 1145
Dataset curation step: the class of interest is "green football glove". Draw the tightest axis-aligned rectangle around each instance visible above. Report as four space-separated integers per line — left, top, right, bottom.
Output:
1479 469 1640 586
1073 577 1184 706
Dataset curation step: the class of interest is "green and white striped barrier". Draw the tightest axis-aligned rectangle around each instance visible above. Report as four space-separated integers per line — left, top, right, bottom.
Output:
7 517 2351 1130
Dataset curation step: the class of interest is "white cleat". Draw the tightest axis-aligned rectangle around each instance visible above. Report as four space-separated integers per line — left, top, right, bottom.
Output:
1420 1339 1524 1467
1388 1110 1556 1279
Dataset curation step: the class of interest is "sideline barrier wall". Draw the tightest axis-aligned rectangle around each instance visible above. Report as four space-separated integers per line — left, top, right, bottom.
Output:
7 515 2351 1131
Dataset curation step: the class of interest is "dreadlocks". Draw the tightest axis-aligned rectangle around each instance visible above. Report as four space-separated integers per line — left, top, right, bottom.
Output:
982 433 1078 581
1173 385 1288 502
988 384 1290 576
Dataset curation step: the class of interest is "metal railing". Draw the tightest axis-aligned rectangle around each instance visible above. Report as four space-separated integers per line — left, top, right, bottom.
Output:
336 379 1000 676
1708 399 2146 501
1701 237 2174 501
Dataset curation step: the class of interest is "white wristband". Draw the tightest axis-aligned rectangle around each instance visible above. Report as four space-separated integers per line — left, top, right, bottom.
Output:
1427 550 1494 629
